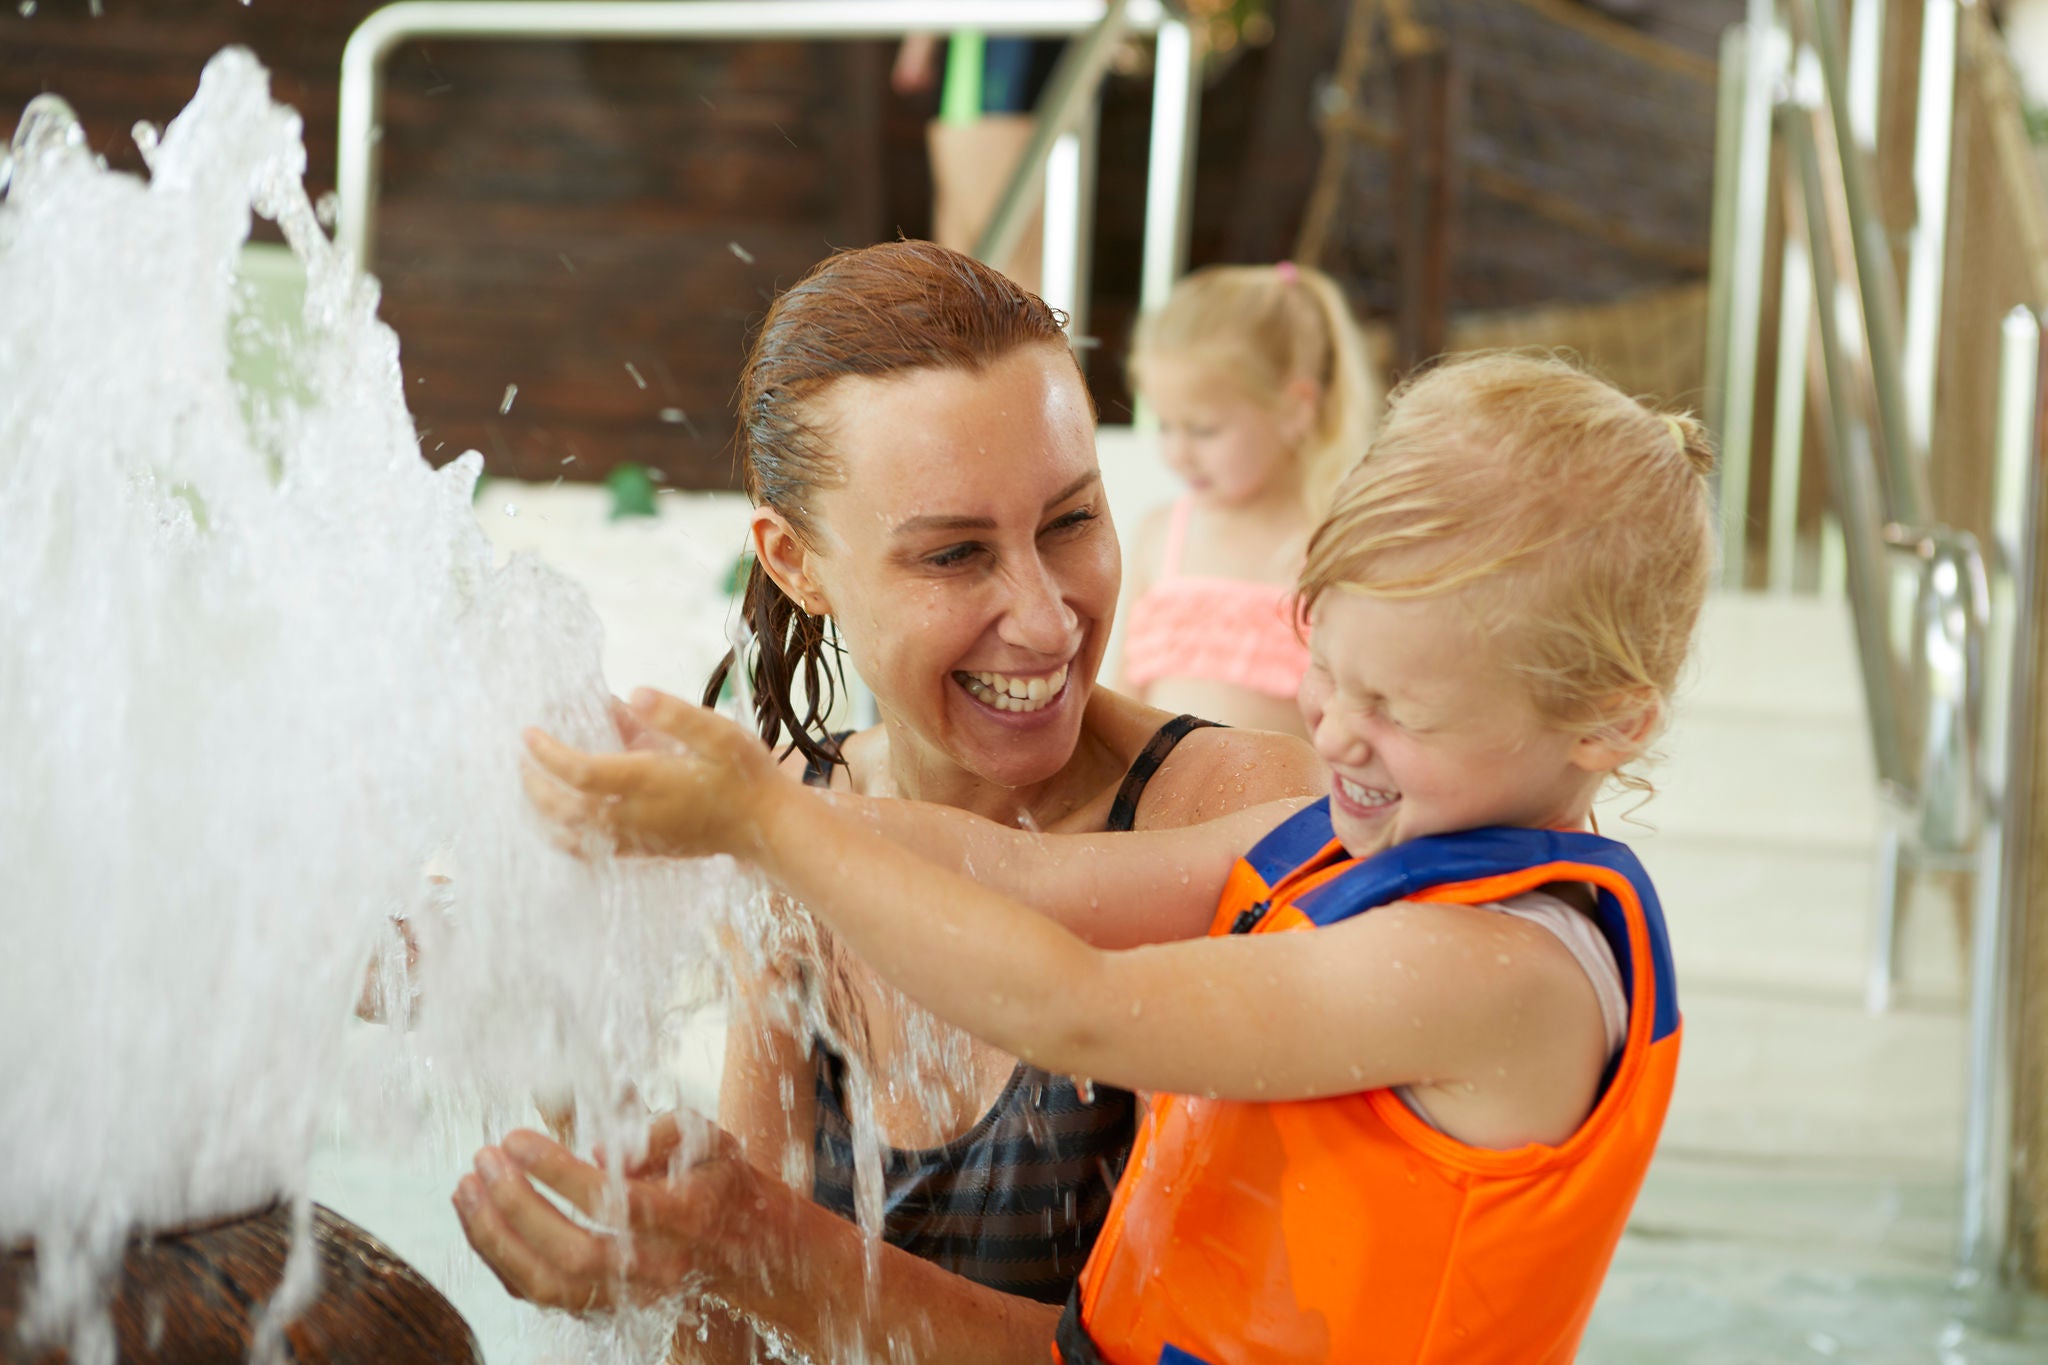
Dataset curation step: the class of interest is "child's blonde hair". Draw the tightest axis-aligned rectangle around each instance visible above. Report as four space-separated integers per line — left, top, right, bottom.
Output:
1129 262 1380 516
1300 353 1717 792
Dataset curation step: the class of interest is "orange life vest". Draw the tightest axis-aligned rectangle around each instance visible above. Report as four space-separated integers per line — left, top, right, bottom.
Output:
1055 803 1682 1365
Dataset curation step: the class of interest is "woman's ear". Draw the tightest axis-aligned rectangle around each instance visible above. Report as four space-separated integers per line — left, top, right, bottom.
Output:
1570 690 1662 775
749 508 829 616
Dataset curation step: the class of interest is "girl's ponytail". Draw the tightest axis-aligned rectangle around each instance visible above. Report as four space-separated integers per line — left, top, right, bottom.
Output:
1287 264 1381 519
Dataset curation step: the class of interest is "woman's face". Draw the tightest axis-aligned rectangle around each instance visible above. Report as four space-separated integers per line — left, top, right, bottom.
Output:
778 344 1119 791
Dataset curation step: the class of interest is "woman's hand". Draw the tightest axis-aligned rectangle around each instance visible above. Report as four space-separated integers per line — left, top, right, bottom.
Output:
453 1113 756 1313
522 690 784 860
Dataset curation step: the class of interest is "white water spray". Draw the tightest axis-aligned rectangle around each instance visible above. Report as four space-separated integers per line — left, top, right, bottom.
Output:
0 48 740 1356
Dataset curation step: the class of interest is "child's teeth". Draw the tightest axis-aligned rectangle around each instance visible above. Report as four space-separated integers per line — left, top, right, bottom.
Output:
1343 777 1396 805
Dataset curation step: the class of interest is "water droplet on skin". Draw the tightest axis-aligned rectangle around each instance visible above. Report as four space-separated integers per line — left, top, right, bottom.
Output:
1496 953 1511 966
499 383 517 414
624 362 646 389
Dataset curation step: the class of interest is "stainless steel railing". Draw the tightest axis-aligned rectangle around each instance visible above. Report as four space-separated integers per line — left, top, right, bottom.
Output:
1706 0 2044 1320
334 0 1201 331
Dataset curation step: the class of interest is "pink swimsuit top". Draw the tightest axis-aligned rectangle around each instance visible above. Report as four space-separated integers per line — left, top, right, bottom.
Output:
1122 496 1313 701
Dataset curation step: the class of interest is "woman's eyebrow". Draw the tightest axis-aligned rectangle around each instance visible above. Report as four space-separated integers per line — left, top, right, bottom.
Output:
893 512 994 536
1043 471 1101 510
890 472 1102 538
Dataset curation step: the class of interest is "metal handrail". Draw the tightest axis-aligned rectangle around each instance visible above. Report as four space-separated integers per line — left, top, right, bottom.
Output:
1957 307 2043 1330
974 0 1133 272
1789 0 1929 529
1777 31 1911 789
1709 1 2045 1318
334 0 1198 325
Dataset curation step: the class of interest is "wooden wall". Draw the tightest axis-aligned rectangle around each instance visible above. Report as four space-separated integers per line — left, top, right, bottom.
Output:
5 2 1721 486
2 1 908 487
3 2 1316 486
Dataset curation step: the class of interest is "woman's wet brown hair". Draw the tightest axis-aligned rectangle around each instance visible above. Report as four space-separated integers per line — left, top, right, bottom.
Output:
703 240 1078 769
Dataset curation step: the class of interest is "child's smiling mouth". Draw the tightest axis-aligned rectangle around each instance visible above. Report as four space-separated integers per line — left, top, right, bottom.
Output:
1335 775 1399 813
955 663 1070 714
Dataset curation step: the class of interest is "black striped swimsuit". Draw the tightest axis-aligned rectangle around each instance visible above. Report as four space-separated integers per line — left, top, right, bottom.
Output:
807 714 1216 1303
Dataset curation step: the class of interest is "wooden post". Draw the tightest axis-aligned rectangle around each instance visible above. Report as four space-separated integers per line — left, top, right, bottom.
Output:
2017 322 2048 1287
1389 40 1462 372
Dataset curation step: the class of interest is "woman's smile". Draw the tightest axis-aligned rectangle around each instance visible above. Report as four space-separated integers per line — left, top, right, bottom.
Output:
954 662 1072 715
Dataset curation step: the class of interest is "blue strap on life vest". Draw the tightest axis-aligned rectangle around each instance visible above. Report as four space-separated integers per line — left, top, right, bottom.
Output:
1239 801 1680 1044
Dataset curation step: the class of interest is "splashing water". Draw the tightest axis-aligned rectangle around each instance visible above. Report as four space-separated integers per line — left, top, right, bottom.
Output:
0 49 743 1356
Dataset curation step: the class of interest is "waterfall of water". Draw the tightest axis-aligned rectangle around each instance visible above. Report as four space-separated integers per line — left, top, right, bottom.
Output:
0 47 743 1360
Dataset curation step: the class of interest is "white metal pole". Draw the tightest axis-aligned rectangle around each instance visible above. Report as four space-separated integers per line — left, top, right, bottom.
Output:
1902 0 1960 460
1138 14 1201 315
336 0 1167 271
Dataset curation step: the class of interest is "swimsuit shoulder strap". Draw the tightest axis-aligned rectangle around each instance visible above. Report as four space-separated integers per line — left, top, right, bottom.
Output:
801 729 858 788
1105 714 1219 832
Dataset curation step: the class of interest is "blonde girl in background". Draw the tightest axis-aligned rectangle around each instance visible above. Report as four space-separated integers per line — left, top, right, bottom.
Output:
474 354 1712 1364
1117 261 1381 737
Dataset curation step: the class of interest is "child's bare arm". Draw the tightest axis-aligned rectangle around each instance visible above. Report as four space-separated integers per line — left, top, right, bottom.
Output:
741 780 1586 1104
829 789 1299 948
523 700 1590 1109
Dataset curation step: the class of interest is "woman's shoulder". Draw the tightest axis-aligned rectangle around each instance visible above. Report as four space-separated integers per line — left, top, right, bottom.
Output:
1090 688 1325 828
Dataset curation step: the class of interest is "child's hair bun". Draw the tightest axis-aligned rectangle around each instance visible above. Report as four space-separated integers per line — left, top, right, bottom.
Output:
1659 410 1716 479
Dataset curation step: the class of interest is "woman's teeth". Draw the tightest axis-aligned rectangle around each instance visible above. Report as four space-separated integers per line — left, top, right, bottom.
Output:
1338 776 1398 809
957 664 1069 713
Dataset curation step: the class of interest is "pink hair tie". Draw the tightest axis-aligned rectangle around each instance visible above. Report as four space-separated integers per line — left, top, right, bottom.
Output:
1275 260 1300 284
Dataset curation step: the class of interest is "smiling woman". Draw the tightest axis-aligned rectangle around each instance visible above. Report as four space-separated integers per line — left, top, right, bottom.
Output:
701 243 1323 1324
459 242 1324 1360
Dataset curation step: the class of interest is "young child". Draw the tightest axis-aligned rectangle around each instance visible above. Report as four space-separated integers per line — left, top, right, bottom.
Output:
522 354 1713 1364
1118 261 1381 737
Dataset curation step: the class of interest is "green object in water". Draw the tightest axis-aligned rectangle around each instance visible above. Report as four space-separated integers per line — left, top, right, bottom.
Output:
939 31 986 126
170 483 210 533
607 462 659 519
723 551 755 596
